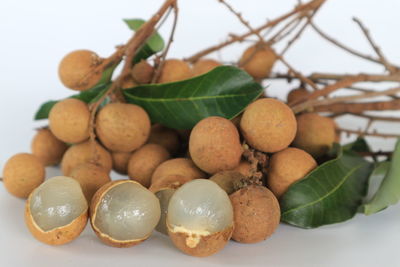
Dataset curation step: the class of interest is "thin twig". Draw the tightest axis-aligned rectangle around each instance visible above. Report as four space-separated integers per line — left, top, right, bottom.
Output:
314 99 400 113
277 55 319 90
352 17 397 73
339 127 400 138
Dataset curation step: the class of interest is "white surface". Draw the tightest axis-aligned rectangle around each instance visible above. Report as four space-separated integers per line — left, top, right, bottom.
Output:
0 0 400 266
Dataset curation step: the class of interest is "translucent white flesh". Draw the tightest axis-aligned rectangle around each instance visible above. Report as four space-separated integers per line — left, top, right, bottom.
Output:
167 179 233 234
94 182 161 241
30 176 88 232
155 189 175 235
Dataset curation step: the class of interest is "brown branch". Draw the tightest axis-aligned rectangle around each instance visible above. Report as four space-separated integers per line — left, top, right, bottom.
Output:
266 15 303 44
152 2 179 83
350 113 400 123
218 0 264 42
309 72 400 82
352 17 397 74
339 127 400 139
185 0 326 63
314 99 400 113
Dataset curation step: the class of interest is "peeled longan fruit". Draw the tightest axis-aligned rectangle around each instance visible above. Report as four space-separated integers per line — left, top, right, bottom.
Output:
148 124 180 155
111 152 132 175
267 147 317 198
90 180 161 247
293 113 337 158
70 163 111 201
31 128 68 166
210 171 246 195
287 88 310 104
230 185 280 244
3 153 45 198
96 103 151 152
231 160 252 177
128 144 170 188
151 158 206 184
49 98 90 144
131 60 154 84
61 141 112 176
239 43 277 79
240 98 297 153
158 59 192 83
25 176 88 245
58 50 103 91
189 117 243 174
192 59 221 76
167 179 234 257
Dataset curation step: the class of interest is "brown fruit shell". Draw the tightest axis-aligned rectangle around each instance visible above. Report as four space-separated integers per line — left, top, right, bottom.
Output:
90 180 151 248
230 185 280 244
25 195 88 246
149 174 193 193
167 223 233 257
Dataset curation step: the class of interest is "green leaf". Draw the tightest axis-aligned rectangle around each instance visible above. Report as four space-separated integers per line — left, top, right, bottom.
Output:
123 66 264 129
123 18 165 63
343 137 371 153
362 139 400 215
280 146 373 228
34 83 110 120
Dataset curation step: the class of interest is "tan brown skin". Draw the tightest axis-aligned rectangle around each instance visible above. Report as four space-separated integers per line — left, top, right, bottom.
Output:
90 180 149 248
192 59 221 76
61 141 112 176
239 44 277 79
189 116 243 174
49 98 90 144
293 113 337 158
128 144 170 188
111 152 132 175
151 158 206 184
267 147 317 198
3 153 45 198
148 124 181 155
70 163 111 202
158 59 192 83
240 98 297 153
149 174 192 193
131 60 154 84
58 50 103 91
231 160 252 177
96 103 151 152
120 75 138 89
31 128 68 166
230 115 242 129
167 224 233 257
210 171 246 195
287 88 310 104
230 185 280 244
25 195 88 246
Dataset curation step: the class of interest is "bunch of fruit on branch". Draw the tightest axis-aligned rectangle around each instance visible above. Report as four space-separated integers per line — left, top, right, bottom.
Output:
2 0 400 258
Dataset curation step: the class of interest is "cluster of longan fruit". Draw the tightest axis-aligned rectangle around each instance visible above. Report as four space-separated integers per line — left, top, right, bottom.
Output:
2 43 338 257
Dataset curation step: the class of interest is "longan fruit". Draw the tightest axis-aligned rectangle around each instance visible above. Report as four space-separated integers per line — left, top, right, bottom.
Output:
210 171 246 195
148 124 180 155
96 103 151 152
151 158 206 184
240 98 297 153
61 141 112 176
192 59 221 76
128 144 170 188
3 153 45 198
287 88 310 104
131 60 154 84
293 113 337 158
111 152 132 175
189 117 243 174
239 44 277 79
267 147 317 198
70 163 111 201
49 98 90 144
230 185 280 244
158 59 192 83
31 128 68 166
58 50 103 91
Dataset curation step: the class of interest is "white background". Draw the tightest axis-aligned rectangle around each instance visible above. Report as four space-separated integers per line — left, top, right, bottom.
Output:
0 0 400 266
